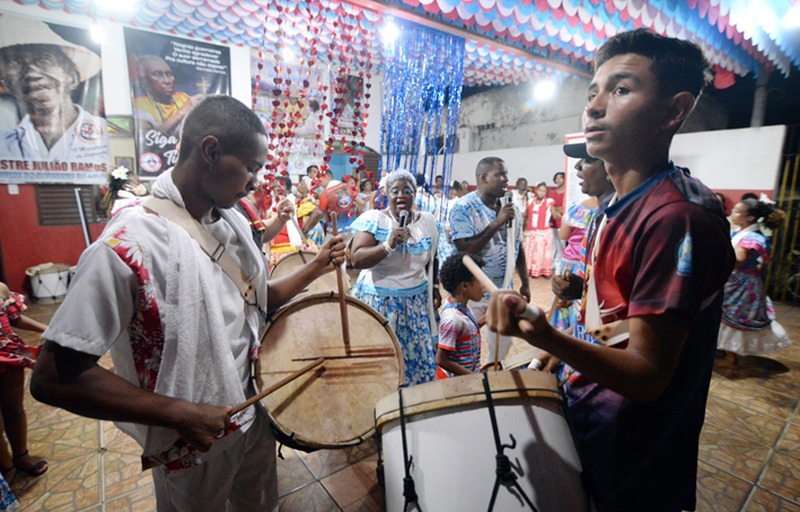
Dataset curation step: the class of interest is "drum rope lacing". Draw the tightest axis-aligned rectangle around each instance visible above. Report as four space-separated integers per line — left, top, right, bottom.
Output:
398 387 422 511
482 373 540 512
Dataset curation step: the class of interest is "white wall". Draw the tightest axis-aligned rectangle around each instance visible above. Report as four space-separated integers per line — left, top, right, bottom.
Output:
451 125 787 194
670 125 786 191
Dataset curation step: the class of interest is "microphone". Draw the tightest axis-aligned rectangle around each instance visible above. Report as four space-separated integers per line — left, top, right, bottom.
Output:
398 209 409 228
504 192 514 228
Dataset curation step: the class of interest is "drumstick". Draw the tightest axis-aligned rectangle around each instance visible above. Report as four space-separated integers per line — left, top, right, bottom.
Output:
230 358 325 416
462 256 502 370
330 216 351 350
462 255 541 370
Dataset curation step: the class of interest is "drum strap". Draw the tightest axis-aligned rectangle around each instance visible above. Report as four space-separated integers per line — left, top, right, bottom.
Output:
142 197 256 303
482 373 539 512
398 388 422 511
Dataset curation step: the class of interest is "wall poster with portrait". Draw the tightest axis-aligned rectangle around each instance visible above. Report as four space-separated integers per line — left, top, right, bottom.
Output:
0 12 109 184
124 28 230 177
250 50 328 182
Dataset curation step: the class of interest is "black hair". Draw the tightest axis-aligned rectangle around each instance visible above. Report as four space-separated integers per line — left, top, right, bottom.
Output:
178 95 265 162
741 192 758 201
741 198 786 231
475 157 504 179
451 180 462 192
440 253 485 295
306 165 319 175
535 181 547 189
516 177 528 186
552 172 564 182
594 28 712 99
277 176 291 192
324 169 334 178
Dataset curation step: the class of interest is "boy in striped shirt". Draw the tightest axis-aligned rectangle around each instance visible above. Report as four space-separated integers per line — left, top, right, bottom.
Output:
435 254 485 379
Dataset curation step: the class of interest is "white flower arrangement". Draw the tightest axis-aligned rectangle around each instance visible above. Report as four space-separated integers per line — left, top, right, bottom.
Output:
111 166 130 181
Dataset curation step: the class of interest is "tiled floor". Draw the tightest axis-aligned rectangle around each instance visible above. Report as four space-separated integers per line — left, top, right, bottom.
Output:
6 277 800 511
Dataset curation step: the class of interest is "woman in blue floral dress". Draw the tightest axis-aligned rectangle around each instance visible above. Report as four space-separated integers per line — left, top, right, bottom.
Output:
349 170 441 385
717 198 791 367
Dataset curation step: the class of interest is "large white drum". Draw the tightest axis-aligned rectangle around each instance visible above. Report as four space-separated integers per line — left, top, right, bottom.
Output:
25 262 70 303
375 371 588 511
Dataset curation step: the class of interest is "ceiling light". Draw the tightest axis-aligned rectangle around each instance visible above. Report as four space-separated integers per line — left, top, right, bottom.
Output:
533 80 556 101
783 5 800 30
90 24 106 44
382 20 400 45
282 46 295 63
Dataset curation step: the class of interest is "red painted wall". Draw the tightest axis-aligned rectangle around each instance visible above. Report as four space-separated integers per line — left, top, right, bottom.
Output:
0 185 105 293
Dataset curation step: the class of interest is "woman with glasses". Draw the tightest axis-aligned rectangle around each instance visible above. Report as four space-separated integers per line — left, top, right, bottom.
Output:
349 170 442 385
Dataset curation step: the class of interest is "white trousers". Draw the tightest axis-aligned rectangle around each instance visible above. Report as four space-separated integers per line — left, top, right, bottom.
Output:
152 407 278 512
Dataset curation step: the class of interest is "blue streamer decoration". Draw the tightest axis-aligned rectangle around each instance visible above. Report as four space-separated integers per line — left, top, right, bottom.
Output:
379 23 464 224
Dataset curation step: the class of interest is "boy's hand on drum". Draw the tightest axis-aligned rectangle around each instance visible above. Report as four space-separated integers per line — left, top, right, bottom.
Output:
315 235 347 273
173 401 233 452
487 291 547 340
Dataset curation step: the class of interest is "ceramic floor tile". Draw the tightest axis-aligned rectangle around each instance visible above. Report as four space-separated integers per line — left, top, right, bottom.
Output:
302 439 377 480
321 454 379 509
341 488 384 512
104 486 158 512
744 488 800 512
758 451 800 502
279 481 340 512
776 422 800 457
704 395 787 448
28 417 101 451
24 399 95 432
278 450 317 497
12 452 100 512
712 377 798 423
699 423 773 483
102 450 154 502
695 460 753 512
101 422 142 456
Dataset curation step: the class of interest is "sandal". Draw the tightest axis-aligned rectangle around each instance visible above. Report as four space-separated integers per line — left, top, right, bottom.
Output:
13 451 48 477
0 465 15 483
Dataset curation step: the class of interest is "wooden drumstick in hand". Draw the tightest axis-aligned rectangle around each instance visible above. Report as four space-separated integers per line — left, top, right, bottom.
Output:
462 255 541 370
330 216 351 350
462 255 540 324
230 358 325 416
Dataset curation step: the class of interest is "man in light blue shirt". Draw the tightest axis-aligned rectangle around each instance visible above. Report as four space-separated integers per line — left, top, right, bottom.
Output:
448 156 530 361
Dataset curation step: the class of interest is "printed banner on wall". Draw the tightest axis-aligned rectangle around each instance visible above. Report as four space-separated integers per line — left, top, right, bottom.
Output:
0 13 109 184
125 28 230 177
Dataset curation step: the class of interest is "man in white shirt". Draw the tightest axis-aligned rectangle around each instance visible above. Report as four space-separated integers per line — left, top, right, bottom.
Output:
31 96 346 511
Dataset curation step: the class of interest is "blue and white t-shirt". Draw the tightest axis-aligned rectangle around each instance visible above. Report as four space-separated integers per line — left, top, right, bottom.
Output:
448 191 522 289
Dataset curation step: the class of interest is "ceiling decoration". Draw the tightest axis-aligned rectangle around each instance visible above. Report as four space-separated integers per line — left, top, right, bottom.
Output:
13 0 800 86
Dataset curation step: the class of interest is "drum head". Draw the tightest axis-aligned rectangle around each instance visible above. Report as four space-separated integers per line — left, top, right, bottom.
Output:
269 251 344 298
374 370 561 429
257 292 404 449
